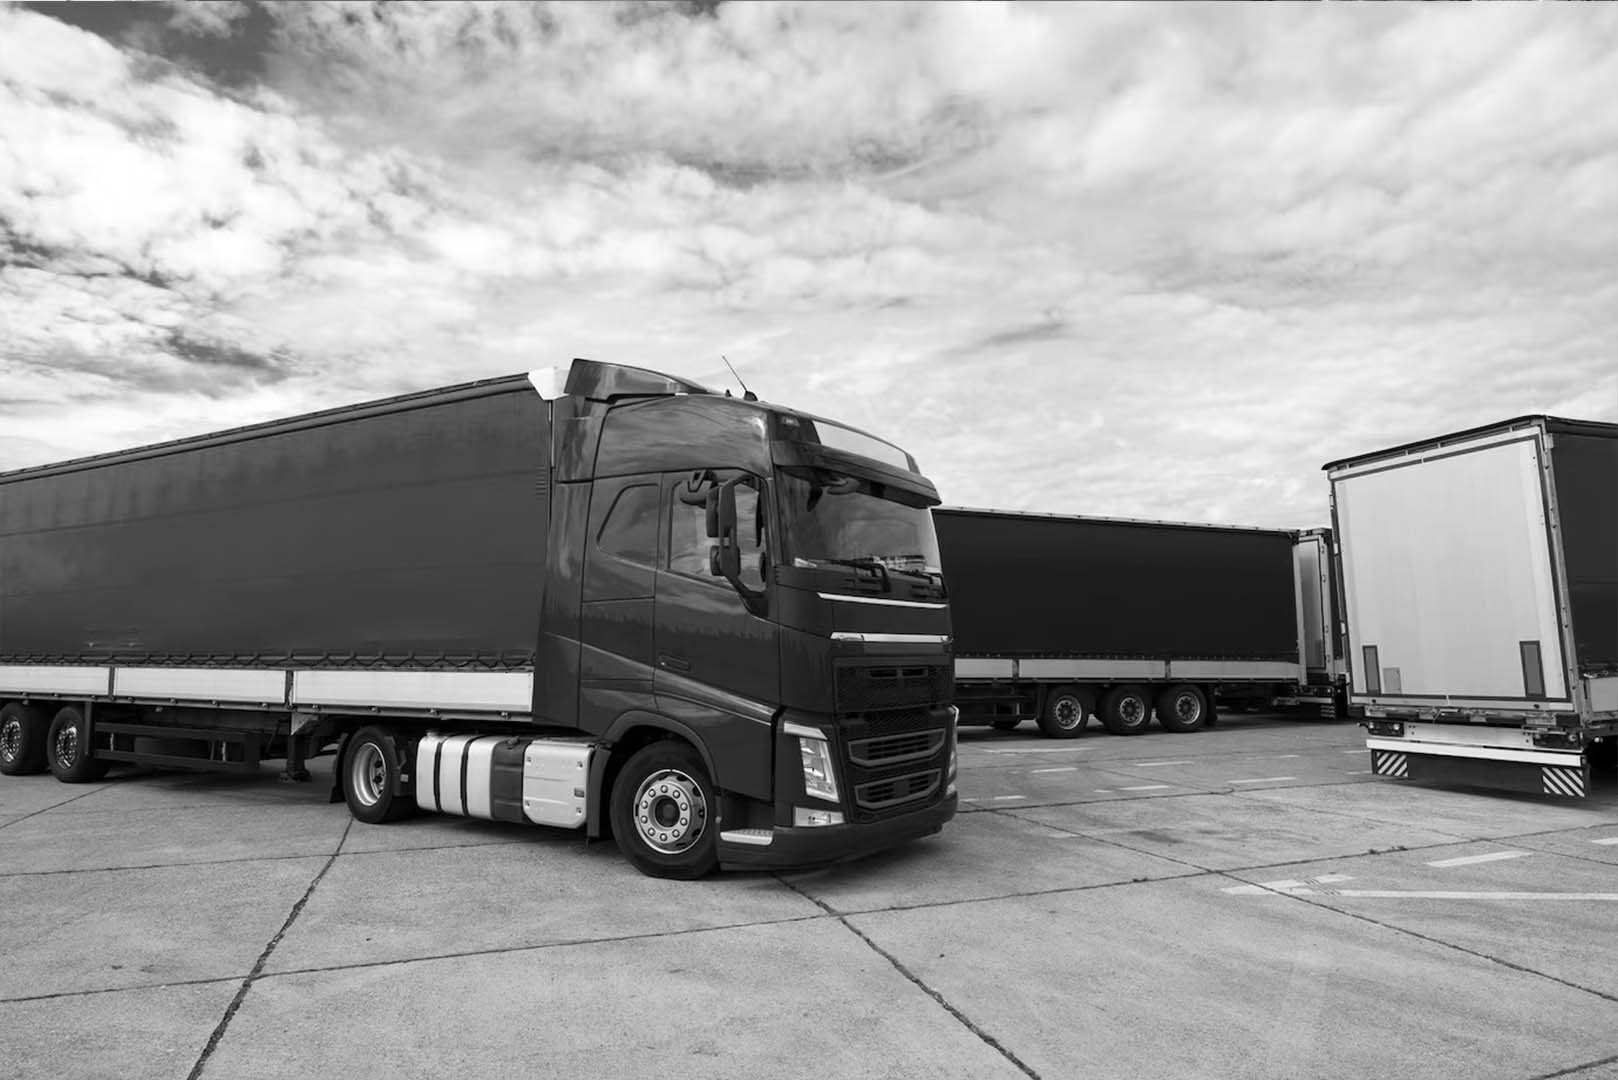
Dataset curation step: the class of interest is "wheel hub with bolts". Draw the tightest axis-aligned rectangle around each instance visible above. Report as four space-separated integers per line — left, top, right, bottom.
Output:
1052 697 1083 730
54 724 78 770
350 742 388 808
634 769 706 854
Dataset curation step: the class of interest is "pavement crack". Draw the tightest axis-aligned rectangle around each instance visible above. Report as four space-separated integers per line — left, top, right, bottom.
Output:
1269 884 1618 1006
0 786 110 829
775 874 1042 1080
1528 1051 1618 1079
186 819 352 1080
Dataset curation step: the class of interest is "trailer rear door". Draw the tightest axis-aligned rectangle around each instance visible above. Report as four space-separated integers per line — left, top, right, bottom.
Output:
1330 424 1571 710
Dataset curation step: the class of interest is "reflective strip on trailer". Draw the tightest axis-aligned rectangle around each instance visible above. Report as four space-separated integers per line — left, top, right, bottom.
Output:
1371 749 1408 778
1542 766 1585 798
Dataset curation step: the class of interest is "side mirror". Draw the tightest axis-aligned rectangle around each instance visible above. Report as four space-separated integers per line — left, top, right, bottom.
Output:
707 481 741 580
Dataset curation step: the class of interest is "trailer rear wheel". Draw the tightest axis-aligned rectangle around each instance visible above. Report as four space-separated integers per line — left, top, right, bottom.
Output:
1100 686 1152 736
46 707 109 783
610 741 718 880
1155 684 1208 733
0 703 50 775
1038 687 1092 739
343 727 416 824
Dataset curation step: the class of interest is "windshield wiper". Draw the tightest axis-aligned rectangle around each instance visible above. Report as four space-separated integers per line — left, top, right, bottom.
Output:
817 557 892 591
855 554 942 585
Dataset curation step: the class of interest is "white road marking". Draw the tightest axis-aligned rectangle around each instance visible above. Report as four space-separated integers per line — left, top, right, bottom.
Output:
972 795 1027 802
983 747 1093 754
1344 770 1374 775
1341 749 1368 755
1229 777 1296 784
1031 766 1078 774
1093 789 1115 794
1226 885 1618 901
1426 851 1531 868
1322 890 1618 901
1223 874 1354 896
1121 784 1172 791
1274 754 1302 759
1134 760 1193 767
1591 837 1618 846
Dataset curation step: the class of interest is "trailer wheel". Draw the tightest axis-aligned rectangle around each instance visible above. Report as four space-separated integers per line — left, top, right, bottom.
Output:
1037 687 1092 739
342 727 416 825
610 741 719 880
45 707 109 783
1100 686 1153 736
1155 684 1208 733
0 703 50 776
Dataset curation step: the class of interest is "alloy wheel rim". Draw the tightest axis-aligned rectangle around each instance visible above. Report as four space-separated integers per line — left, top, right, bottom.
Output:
633 769 707 854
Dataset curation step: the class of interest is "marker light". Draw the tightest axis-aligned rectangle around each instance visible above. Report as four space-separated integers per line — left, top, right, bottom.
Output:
794 807 845 827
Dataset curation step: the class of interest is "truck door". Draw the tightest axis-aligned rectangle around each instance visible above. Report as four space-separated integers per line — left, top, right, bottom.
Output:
653 469 778 801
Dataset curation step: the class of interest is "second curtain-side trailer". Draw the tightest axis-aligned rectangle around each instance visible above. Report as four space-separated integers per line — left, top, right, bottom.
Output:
0 359 958 877
934 507 1342 738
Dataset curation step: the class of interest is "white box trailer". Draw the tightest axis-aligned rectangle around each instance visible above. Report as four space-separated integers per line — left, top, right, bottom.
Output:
1326 415 1618 796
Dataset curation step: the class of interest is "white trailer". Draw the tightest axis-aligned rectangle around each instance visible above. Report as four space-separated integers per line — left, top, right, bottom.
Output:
1326 415 1618 796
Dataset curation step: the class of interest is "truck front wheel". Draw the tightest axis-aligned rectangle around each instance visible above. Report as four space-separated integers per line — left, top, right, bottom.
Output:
1038 686 1092 739
343 726 416 824
610 741 719 880
1100 686 1153 735
1155 684 1208 733
46 706 109 783
0 702 50 775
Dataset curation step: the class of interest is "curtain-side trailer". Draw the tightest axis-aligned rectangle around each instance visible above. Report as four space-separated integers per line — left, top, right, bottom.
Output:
1326 415 1617 797
0 359 958 876
933 507 1337 739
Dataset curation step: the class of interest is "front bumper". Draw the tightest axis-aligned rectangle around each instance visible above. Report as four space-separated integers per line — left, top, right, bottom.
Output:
717 792 958 871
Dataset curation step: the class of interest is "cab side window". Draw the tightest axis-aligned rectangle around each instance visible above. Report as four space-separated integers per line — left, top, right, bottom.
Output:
666 473 767 590
597 483 659 566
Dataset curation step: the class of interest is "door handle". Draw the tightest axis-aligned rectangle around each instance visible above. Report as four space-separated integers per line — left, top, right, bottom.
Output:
658 654 691 673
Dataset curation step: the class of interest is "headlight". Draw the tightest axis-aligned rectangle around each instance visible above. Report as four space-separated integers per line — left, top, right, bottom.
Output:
798 734 839 802
784 721 839 802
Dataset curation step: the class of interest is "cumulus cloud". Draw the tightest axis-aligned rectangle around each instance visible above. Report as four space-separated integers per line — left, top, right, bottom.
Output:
2 1 1615 530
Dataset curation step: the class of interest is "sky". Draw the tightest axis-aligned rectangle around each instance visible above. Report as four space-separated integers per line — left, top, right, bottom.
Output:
2 1 1615 529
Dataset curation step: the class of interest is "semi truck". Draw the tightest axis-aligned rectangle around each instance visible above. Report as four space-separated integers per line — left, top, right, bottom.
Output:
1325 415 1617 797
0 359 958 877
933 508 1346 738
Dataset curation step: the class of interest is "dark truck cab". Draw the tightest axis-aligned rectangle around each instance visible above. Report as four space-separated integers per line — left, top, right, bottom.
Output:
544 361 958 872
0 359 957 878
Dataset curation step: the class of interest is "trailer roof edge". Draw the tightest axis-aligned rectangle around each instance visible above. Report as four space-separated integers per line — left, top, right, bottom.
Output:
0 373 538 485
1321 414 1618 473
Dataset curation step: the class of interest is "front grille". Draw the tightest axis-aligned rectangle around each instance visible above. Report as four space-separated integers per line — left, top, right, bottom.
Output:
836 703 950 823
855 769 940 811
835 663 950 713
848 729 946 767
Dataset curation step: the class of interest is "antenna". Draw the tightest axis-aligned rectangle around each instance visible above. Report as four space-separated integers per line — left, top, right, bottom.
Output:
721 355 758 401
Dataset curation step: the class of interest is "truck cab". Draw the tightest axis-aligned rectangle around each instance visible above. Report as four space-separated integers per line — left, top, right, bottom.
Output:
542 361 958 875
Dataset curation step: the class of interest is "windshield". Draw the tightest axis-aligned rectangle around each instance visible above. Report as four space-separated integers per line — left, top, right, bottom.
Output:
775 467 941 576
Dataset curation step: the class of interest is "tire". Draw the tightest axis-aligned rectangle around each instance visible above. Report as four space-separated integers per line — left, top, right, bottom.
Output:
1155 684 1208 733
610 741 719 880
45 706 109 783
991 719 1021 732
1100 685 1153 736
0 702 50 776
342 726 416 824
1037 686 1092 739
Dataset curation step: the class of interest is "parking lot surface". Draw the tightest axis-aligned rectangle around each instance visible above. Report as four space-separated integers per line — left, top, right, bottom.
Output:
3 712 1616 1080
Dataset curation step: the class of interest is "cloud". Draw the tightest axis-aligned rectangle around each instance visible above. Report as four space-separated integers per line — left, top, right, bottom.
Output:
2 2 1615 533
